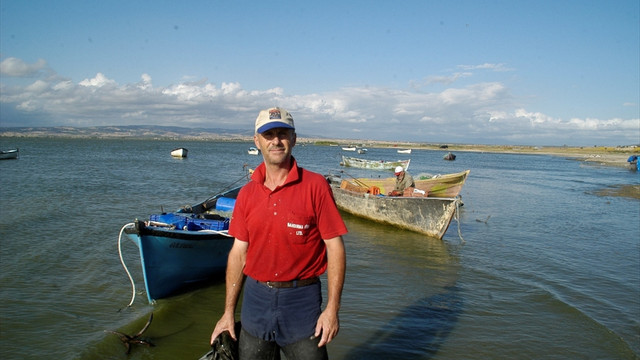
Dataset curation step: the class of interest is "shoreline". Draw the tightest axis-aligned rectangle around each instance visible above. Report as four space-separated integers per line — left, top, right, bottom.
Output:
2 134 638 198
2 133 637 166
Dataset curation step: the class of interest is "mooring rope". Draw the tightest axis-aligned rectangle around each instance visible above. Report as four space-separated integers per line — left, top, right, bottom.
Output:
454 196 465 244
197 168 252 206
118 223 137 307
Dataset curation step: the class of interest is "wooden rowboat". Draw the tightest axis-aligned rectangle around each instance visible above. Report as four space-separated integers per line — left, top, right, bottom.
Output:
349 170 470 198
341 155 410 171
326 170 470 239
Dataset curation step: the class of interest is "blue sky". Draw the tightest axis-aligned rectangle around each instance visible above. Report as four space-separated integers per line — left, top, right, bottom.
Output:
1 0 638 146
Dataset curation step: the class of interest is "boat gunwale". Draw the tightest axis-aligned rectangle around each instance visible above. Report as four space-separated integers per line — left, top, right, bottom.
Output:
125 221 233 240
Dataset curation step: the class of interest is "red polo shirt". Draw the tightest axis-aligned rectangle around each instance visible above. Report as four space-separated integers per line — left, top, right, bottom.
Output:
228 158 347 282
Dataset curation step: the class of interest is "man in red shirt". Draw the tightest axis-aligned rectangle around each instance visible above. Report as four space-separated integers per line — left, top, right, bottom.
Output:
210 107 348 359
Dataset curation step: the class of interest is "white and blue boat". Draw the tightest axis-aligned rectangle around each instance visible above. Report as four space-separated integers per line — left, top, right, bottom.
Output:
247 147 260 155
119 186 242 304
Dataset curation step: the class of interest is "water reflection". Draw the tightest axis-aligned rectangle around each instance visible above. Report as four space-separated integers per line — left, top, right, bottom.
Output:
337 213 462 360
345 286 463 360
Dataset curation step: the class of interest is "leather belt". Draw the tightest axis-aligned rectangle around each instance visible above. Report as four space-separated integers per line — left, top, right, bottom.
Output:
258 277 319 288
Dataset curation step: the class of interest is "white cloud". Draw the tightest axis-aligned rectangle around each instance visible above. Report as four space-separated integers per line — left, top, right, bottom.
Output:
25 80 50 93
0 57 47 77
1 57 638 146
458 63 514 72
79 73 117 87
420 72 472 86
138 74 152 90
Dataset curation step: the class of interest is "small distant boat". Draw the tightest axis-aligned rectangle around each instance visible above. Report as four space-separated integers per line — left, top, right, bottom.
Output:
248 147 260 155
397 149 412 154
342 146 357 151
171 148 188 158
443 152 456 161
0 148 19 160
357 148 368 154
341 155 410 171
326 170 470 239
119 185 244 303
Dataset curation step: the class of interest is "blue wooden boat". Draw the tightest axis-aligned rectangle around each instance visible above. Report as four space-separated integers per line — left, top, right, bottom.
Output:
628 155 638 171
119 186 242 304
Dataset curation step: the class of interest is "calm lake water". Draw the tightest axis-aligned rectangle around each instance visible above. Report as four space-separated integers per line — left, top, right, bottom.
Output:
0 137 638 360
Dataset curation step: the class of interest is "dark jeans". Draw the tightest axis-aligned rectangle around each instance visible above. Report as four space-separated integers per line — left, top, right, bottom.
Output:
239 328 328 360
241 277 322 345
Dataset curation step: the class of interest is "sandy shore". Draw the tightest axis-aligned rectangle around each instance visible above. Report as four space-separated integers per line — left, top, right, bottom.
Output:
322 141 638 168
442 145 639 199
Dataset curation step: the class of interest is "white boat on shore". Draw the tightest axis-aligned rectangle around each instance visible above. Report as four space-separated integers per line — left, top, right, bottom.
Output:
397 149 412 154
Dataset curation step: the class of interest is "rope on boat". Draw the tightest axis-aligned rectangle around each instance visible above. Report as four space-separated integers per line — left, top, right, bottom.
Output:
196 168 252 206
118 223 137 307
338 170 371 189
454 196 465 244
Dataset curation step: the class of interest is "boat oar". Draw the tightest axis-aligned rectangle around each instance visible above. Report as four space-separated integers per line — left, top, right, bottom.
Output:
339 170 371 189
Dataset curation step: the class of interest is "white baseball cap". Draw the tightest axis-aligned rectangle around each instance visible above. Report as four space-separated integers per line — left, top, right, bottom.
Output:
394 166 404 174
255 107 295 134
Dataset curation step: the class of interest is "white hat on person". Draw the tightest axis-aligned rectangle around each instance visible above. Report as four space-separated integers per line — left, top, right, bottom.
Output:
255 107 295 134
394 166 404 175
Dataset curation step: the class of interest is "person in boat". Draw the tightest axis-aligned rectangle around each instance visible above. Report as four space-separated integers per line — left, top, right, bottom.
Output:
388 165 415 196
210 107 348 360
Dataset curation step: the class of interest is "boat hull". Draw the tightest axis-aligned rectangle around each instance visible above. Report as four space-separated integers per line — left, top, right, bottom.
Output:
171 148 188 158
125 223 233 302
121 186 243 303
341 156 411 171
330 184 460 239
0 149 19 160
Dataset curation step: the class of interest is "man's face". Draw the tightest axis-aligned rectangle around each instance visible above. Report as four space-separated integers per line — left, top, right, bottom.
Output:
254 127 296 166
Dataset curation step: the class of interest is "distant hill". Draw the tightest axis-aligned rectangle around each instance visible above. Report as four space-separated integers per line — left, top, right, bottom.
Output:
0 125 255 140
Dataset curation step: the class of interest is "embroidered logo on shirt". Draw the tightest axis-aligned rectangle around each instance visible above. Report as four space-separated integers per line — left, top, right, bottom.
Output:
287 222 310 230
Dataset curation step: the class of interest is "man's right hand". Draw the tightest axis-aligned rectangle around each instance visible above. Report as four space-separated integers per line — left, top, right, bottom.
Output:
210 312 237 344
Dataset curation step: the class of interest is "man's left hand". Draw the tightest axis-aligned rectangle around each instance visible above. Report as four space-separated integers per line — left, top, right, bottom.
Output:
314 309 339 347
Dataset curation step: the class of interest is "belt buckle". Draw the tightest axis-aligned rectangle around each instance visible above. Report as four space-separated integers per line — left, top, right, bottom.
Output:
266 281 275 288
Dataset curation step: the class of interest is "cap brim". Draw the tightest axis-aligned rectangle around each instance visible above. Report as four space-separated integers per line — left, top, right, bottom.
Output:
256 122 295 134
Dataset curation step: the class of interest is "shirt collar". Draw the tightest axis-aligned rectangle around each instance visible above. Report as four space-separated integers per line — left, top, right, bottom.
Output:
251 157 300 190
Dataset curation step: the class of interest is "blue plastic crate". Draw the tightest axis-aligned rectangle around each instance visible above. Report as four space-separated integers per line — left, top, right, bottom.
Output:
186 217 230 231
149 213 189 229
